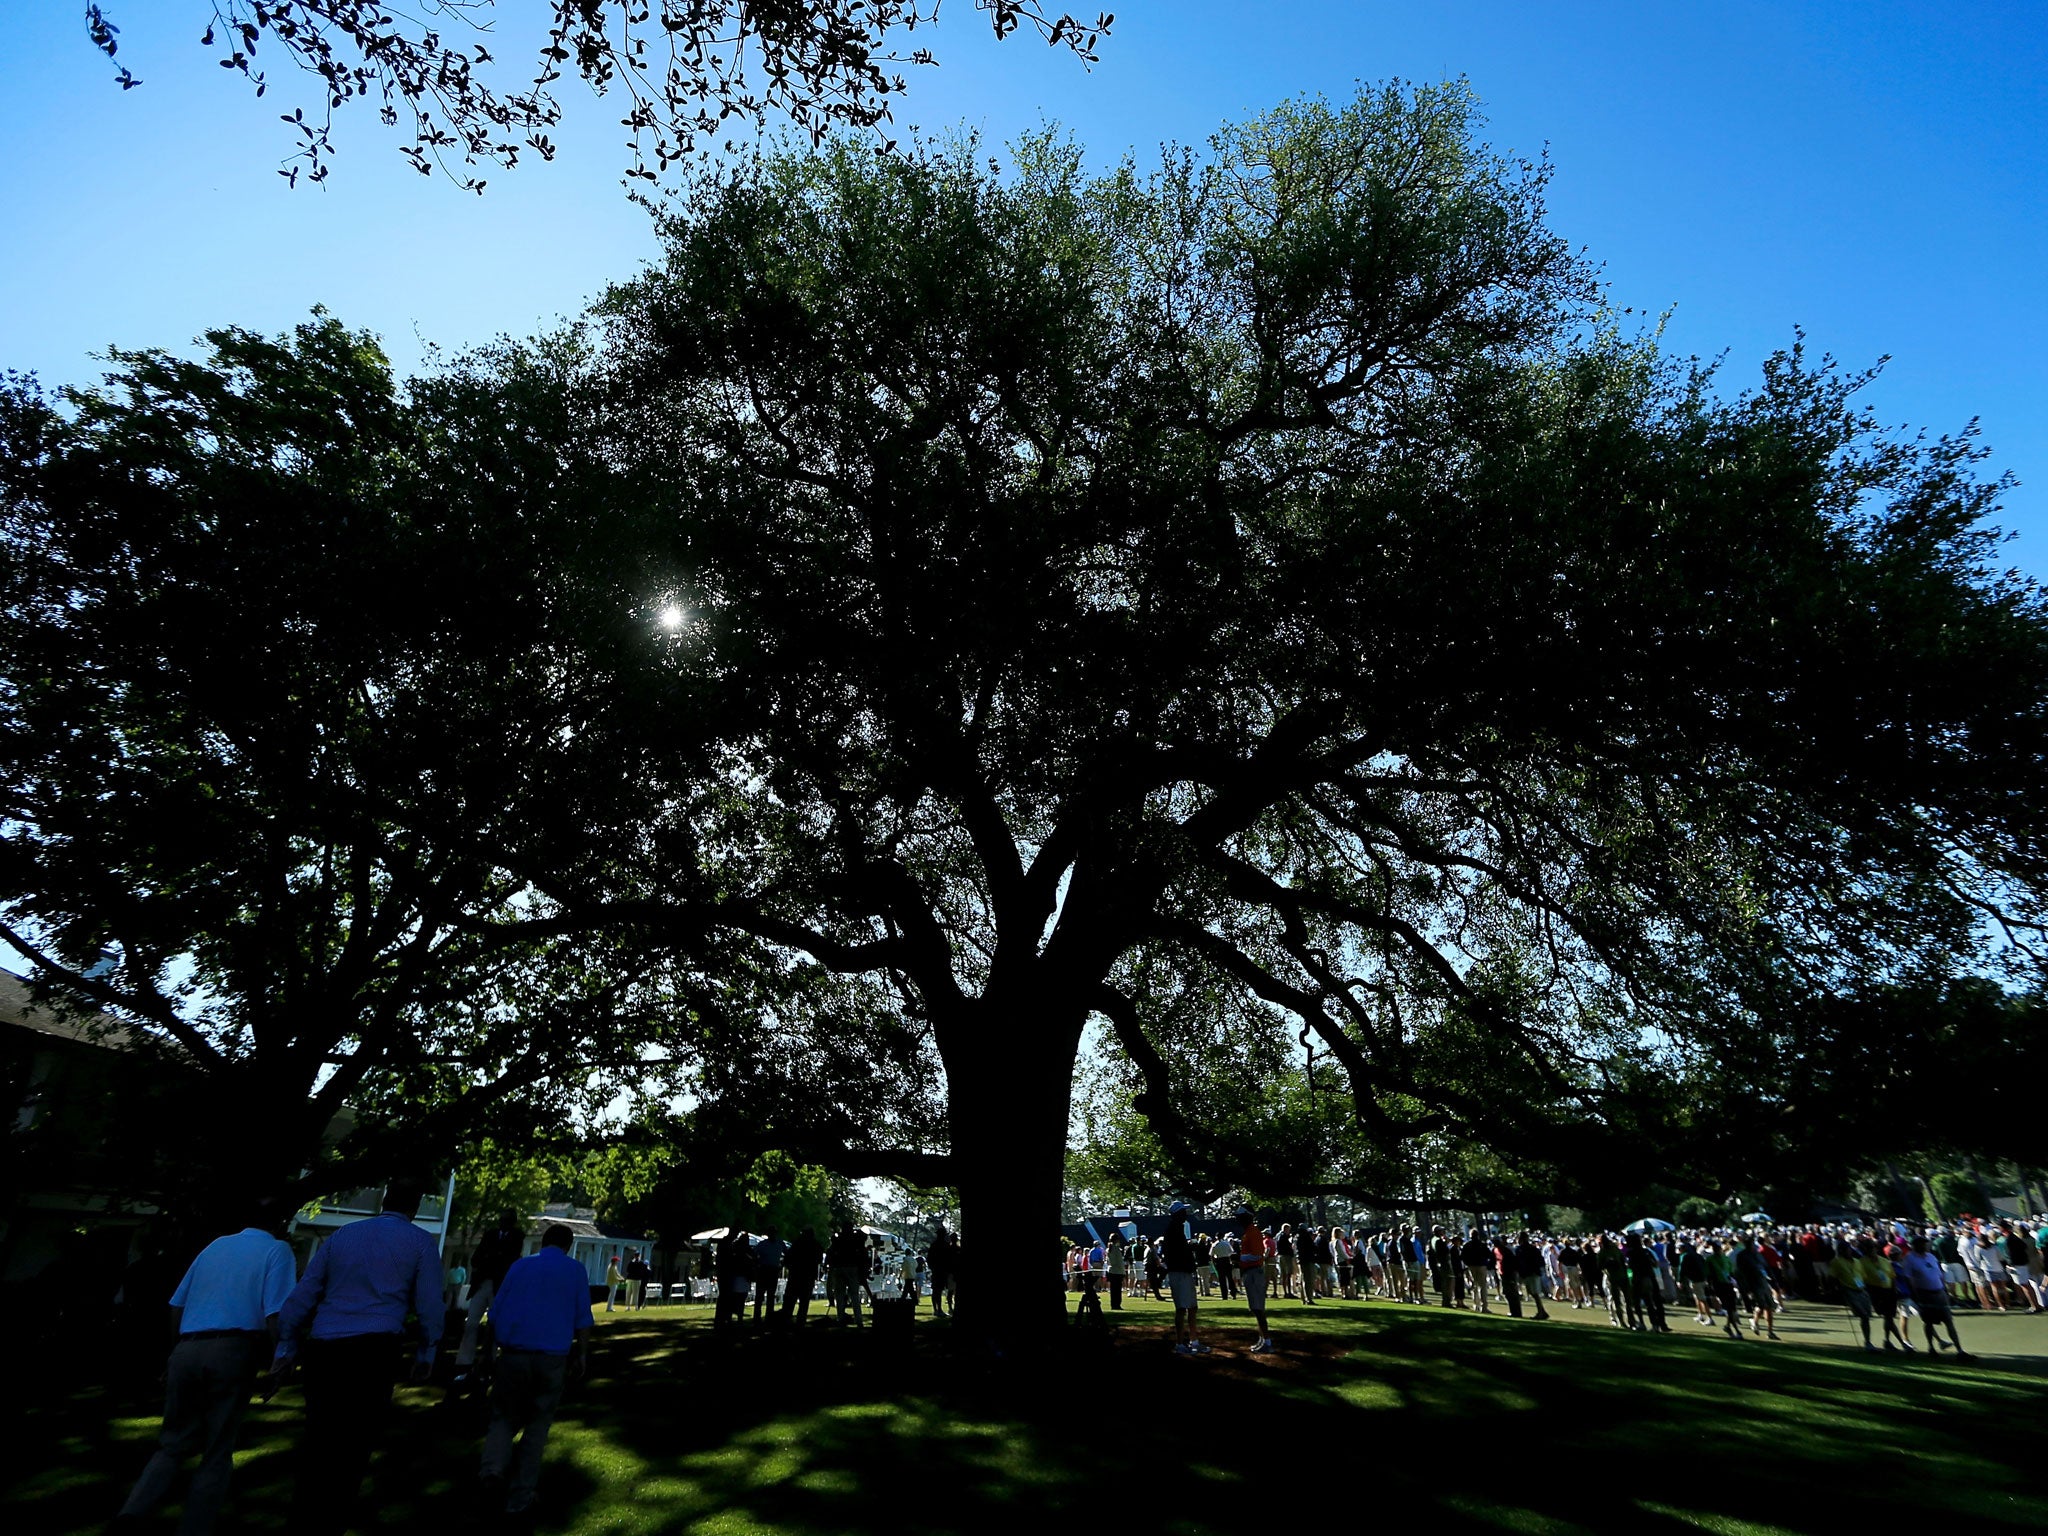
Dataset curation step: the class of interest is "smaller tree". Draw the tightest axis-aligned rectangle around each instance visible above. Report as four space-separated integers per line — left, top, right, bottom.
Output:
1927 1170 1989 1220
0 317 683 1228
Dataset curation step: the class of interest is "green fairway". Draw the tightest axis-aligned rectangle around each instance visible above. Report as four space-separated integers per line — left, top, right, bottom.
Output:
14 1297 2046 1536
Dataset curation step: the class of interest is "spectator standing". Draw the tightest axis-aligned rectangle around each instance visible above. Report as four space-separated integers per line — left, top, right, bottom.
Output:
604 1254 625 1313
752 1228 787 1323
1460 1229 1492 1314
827 1224 869 1328
1936 1227 1969 1303
927 1222 958 1319
1626 1234 1670 1333
1163 1202 1208 1355
1998 1222 2043 1313
712 1231 751 1329
1236 1208 1275 1354
626 1254 651 1311
477 1224 593 1519
113 1204 297 1536
273 1177 444 1536
1106 1233 1129 1311
781 1227 824 1326
1513 1232 1550 1320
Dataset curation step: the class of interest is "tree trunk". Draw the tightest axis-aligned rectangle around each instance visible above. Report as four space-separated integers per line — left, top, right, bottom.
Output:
942 994 1087 1349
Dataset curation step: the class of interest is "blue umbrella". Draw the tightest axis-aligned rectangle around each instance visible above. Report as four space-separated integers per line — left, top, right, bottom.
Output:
1737 1211 1772 1224
1624 1218 1675 1233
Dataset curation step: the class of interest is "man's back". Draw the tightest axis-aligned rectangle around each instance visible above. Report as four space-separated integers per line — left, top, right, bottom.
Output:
491 1247 596 1355
174 1228 298 1334
279 1213 442 1350
474 1225 528 1290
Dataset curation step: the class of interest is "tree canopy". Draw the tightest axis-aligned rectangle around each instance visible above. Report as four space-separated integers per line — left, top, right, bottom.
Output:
480 82 2048 1307
83 1 1112 189
5 84 2045 1317
0 316 696 1224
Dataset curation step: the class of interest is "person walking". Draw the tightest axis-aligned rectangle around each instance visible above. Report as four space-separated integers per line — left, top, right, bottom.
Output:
476 1224 592 1520
273 1177 445 1536
1828 1239 1878 1351
1734 1237 1779 1339
1626 1234 1670 1333
1900 1234 1974 1359
1860 1239 1912 1352
113 1202 298 1536
455 1212 529 1388
1702 1240 1744 1338
1106 1232 1129 1311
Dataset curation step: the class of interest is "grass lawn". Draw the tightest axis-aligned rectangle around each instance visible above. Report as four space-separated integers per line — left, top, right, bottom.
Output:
12 1294 2047 1536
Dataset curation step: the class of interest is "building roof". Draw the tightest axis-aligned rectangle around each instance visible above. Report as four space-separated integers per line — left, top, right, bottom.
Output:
0 968 141 1049
536 1204 650 1244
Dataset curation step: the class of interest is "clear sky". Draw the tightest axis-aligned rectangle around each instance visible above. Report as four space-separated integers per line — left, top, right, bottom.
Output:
4 2 2044 570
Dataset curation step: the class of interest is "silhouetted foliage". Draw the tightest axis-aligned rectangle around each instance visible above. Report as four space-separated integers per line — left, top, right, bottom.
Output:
83 1 1112 189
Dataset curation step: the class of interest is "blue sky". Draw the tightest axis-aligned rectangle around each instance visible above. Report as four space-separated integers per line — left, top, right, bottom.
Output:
4 2 2044 570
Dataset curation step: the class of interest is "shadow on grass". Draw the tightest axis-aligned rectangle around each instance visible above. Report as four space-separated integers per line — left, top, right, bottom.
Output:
8 1305 2046 1535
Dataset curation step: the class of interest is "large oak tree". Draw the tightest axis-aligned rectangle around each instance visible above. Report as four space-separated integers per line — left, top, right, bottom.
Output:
506 84 2048 1328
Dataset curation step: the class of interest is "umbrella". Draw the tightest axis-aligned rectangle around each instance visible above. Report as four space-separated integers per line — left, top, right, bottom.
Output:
1737 1211 1772 1224
688 1227 731 1241
855 1225 891 1238
1624 1218 1675 1233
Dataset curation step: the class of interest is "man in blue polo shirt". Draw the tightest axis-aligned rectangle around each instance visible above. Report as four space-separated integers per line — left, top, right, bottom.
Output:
480 1222 594 1515
114 1201 297 1535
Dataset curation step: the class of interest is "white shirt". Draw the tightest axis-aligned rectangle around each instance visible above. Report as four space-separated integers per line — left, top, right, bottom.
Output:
171 1228 299 1334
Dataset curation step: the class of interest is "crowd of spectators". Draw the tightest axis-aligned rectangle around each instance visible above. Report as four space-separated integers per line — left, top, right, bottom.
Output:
1062 1210 2047 1363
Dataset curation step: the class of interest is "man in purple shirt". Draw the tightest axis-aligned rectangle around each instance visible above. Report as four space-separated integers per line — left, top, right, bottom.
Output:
273 1177 444 1536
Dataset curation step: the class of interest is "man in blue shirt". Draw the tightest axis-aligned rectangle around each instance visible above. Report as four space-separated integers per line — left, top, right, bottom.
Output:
273 1176 444 1536
114 1202 297 1535
480 1223 594 1515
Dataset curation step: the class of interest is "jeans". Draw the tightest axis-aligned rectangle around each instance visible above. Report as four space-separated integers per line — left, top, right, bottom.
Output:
480 1351 568 1514
120 1333 265 1536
